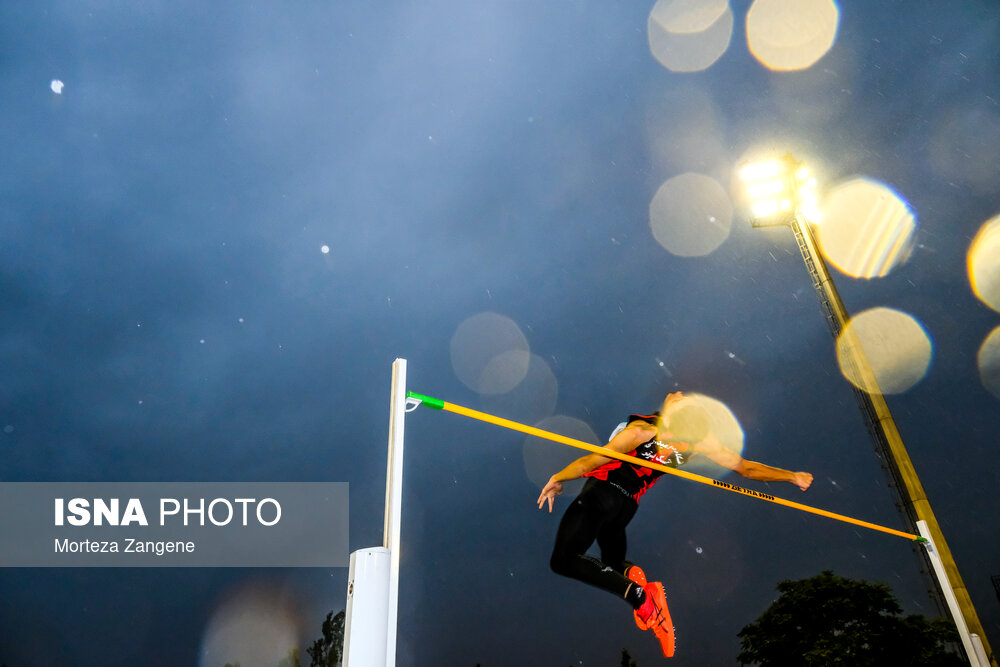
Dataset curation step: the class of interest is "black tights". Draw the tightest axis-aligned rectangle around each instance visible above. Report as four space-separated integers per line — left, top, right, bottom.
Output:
550 478 638 600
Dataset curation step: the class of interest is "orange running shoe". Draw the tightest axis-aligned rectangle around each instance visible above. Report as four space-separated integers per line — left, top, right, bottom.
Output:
634 581 675 658
625 563 647 587
627 564 652 630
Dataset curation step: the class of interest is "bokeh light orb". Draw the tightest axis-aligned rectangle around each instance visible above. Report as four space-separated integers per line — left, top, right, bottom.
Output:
650 0 731 33
968 214 1000 313
199 585 300 667
523 415 600 497
483 353 558 427
450 313 530 395
746 0 839 71
662 392 745 477
648 0 734 73
650 172 733 257
928 108 1000 195
644 87 728 174
978 327 1000 401
817 178 916 279
836 307 932 394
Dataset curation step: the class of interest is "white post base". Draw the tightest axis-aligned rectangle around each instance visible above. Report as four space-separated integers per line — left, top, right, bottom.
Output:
343 547 390 667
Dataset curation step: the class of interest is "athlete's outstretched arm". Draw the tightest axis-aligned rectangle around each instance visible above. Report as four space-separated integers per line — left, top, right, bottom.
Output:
536 421 655 512
693 435 813 491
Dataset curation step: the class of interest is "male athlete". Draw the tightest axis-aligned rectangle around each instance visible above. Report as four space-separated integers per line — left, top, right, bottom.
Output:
536 392 813 658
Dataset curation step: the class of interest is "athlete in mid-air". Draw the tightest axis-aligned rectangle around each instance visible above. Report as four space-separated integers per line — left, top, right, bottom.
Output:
536 391 813 658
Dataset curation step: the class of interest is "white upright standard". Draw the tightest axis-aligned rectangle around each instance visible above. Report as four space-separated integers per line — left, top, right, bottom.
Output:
917 520 989 667
343 358 408 667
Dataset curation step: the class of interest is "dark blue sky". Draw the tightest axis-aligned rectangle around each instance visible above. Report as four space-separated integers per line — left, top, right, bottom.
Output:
2 1 999 665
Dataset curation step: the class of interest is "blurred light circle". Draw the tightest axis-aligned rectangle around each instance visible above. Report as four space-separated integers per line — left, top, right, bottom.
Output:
644 87 728 174
968 214 1000 313
662 392 744 477
746 0 839 71
200 586 300 667
978 326 1000 401
648 2 734 73
836 307 932 394
928 108 1000 194
450 313 531 395
817 179 916 279
523 415 600 497
682 525 745 603
482 353 559 426
650 173 733 257
649 0 730 33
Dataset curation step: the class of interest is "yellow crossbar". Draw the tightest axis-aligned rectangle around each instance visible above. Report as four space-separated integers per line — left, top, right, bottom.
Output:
408 392 923 542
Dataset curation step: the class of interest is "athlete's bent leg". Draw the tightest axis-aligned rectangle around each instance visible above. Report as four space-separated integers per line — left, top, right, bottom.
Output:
549 480 635 599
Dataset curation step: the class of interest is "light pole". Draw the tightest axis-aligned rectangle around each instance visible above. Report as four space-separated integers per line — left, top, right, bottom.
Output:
740 154 995 667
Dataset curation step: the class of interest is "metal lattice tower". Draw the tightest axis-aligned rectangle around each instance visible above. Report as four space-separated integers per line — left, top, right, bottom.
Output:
789 218 917 530
745 153 995 665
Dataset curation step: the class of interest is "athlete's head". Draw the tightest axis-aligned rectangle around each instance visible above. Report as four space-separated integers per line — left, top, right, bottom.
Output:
656 392 685 437
658 392 711 443
661 391 685 411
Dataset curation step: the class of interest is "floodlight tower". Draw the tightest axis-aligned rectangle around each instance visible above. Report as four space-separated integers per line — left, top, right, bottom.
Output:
740 154 994 667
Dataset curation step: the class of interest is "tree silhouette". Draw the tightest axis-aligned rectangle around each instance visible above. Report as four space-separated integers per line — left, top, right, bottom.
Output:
306 610 345 667
620 647 638 666
737 571 964 666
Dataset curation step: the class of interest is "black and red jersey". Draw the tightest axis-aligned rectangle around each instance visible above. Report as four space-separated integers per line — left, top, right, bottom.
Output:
583 412 691 502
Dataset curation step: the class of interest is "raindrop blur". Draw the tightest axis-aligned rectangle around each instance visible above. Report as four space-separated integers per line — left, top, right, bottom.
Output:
644 87 728 174
661 392 744 476
523 415 600 497
450 312 531 395
928 107 1000 195
199 586 300 667
746 0 839 71
648 0 734 73
836 307 932 394
50 79 64 94
650 173 733 257
482 353 558 426
967 214 1000 313
650 0 730 33
817 179 915 279
977 326 1000 401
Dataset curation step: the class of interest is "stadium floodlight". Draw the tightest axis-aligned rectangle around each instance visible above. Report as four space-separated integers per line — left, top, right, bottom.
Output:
740 153 819 227
744 152 994 667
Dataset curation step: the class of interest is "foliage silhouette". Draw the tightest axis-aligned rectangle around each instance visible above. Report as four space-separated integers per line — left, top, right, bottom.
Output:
737 571 964 666
306 610 345 667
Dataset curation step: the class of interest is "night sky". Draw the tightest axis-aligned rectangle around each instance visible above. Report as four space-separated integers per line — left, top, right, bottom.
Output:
2 1 1000 666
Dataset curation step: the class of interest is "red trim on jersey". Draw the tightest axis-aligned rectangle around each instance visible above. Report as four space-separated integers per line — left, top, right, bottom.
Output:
583 412 676 501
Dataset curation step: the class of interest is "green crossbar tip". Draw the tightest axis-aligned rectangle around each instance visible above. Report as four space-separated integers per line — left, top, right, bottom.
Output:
406 391 444 410
915 536 929 544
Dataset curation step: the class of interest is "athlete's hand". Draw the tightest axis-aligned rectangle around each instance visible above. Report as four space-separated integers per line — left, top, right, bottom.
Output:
792 472 813 491
537 477 563 513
